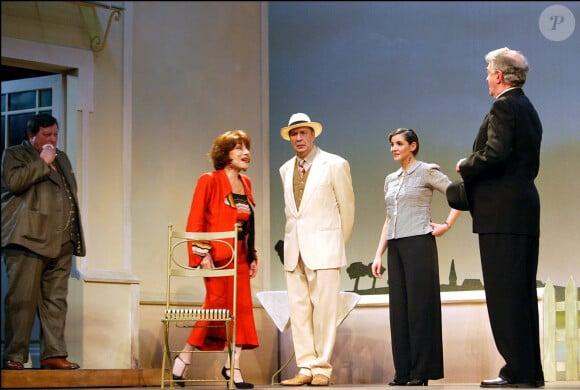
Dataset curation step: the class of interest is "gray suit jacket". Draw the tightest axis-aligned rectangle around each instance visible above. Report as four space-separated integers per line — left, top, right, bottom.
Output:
1 140 86 257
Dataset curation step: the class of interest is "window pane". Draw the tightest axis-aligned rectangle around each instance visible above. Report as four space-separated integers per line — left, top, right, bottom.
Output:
8 90 36 111
1 114 5 151
8 113 35 147
39 89 52 107
1 94 5 112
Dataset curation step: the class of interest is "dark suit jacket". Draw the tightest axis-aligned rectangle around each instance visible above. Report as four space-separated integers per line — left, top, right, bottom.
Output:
459 88 542 236
1 140 86 258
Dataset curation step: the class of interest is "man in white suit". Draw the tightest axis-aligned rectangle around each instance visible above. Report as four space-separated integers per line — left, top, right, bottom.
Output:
279 113 355 386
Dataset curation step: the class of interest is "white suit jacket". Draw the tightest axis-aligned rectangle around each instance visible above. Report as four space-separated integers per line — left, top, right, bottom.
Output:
279 147 355 271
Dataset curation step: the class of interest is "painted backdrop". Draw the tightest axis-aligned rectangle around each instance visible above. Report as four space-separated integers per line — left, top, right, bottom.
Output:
268 1 580 295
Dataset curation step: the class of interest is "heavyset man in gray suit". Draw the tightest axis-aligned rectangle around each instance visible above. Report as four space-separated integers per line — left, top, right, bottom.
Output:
2 113 85 370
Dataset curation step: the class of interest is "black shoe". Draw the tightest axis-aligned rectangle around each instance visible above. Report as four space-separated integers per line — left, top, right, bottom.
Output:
481 376 511 388
172 373 185 388
3 360 25 370
407 379 428 386
388 378 409 386
221 366 254 389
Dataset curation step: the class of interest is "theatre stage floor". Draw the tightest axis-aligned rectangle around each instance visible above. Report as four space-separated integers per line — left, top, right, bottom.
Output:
43 383 580 390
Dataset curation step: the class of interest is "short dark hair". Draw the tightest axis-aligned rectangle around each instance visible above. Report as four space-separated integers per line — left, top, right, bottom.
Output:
26 113 58 137
388 127 419 156
209 130 251 170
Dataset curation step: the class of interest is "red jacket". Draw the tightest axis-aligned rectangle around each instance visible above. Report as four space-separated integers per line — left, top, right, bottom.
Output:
186 169 256 267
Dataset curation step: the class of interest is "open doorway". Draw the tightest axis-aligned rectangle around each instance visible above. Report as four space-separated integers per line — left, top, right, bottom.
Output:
1 65 64 368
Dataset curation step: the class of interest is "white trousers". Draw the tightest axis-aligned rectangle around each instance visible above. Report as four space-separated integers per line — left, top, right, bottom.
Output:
285 256 340 378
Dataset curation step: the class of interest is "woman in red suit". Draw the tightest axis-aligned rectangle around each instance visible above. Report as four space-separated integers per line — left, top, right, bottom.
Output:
172 130 258 389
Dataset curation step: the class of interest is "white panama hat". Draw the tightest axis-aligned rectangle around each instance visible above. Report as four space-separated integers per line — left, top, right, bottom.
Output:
280 113 323 141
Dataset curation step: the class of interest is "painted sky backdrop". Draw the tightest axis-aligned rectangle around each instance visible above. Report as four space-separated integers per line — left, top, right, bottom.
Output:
267 2 580 292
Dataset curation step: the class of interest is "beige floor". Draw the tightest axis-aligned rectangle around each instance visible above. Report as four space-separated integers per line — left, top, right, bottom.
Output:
43 382 580 390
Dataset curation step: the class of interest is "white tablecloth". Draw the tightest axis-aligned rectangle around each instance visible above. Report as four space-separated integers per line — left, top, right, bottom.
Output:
256 290 361 332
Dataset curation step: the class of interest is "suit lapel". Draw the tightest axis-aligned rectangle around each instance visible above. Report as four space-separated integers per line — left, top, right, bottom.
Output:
285 157 299 215
298 151 323 211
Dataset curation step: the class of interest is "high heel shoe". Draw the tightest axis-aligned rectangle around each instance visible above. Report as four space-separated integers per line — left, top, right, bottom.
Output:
406 379 428 386
388 378 409 386
221 366 254 389
172 356 189 388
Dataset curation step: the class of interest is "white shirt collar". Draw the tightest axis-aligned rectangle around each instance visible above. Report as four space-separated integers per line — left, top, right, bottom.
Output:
495 86 519 99
298 146 318 166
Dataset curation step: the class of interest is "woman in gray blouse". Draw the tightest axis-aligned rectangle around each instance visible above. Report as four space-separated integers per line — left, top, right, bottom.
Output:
371 128 461 386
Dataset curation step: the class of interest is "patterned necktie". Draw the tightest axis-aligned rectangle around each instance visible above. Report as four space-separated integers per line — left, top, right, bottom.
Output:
298 159 306 176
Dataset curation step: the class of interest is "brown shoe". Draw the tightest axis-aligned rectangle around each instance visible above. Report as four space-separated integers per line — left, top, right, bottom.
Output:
3 360 24 370
280 373 312 386
41 357 80 370
311 374 330 386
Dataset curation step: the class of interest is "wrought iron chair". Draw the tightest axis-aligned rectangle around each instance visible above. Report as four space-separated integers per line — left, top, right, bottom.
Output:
161 224 238 389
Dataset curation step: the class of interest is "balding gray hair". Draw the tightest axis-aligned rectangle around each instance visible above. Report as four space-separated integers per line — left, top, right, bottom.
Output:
485 47 529 88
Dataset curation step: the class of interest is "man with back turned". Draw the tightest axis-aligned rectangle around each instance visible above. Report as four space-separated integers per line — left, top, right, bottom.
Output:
456 47 544 388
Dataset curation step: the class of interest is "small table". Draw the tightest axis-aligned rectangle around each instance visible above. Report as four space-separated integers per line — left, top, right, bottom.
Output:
256 290 361 384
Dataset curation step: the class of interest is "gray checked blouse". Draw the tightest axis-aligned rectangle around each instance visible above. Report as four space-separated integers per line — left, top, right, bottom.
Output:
384 160 451 240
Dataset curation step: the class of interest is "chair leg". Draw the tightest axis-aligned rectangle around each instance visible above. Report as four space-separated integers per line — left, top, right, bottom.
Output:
161 321 172 389
225 324 234 389
271 351 295 385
